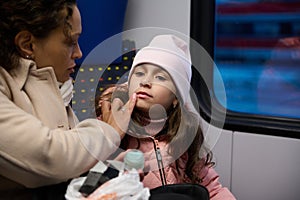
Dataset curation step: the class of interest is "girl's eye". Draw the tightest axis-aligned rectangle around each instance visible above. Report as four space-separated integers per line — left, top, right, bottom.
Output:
134 71 145 77
155 75 167 81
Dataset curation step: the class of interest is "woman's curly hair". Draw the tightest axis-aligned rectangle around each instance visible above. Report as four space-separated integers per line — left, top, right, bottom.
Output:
0 0 77 70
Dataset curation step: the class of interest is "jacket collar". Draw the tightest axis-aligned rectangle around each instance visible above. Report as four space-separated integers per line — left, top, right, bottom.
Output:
10 58 36 90
10 58 58 90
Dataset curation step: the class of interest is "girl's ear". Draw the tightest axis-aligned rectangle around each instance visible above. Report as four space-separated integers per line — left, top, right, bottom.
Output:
173 98 178 109
14 31 34 58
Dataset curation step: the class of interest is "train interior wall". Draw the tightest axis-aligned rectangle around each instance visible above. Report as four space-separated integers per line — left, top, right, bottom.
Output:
123 0 300 199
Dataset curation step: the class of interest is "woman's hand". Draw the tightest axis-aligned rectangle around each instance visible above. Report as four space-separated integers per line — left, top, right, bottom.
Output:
101 93 136 139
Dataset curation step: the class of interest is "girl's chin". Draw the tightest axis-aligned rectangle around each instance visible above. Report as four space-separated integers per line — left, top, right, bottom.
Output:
134 104 150 113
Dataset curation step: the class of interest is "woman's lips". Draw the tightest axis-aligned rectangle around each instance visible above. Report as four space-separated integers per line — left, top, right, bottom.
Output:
68 68 75 73
67 65 75 73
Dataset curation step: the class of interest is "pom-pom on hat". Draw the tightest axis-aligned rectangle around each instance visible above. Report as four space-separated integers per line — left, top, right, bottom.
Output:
129 34 192 104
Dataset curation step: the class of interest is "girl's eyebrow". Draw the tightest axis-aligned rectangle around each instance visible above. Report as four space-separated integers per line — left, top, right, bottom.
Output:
135 65 147 70
154 68 170 77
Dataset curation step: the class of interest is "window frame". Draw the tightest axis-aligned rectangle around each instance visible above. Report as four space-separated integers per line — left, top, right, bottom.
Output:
190 0 300 139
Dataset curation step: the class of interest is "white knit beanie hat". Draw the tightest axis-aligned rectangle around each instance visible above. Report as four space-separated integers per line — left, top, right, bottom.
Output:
129 34 192 105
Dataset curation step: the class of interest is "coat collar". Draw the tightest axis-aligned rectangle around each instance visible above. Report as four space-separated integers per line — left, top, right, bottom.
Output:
10 58 35 90
10 58 58 90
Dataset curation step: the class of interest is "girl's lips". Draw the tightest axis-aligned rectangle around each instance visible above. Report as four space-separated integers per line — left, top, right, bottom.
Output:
136 91 152 99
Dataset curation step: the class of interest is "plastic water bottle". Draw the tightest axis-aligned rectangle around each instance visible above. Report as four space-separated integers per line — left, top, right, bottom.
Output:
124 150 145 170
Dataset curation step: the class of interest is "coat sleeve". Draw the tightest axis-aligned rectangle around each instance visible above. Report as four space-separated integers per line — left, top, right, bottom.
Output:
0 91 121 188
197 164 236 200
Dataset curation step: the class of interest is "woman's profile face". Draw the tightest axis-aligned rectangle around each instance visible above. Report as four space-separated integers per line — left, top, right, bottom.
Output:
32 5 82 82
128 63 178 113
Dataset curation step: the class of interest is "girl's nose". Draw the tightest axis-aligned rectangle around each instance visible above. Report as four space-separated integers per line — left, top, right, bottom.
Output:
139 79 152 87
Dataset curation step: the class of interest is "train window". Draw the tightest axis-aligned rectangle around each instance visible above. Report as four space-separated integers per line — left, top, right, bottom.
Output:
191 0 300 137
214 0 300 119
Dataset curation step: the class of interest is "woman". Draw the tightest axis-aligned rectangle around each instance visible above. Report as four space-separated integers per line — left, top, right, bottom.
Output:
0 0 135 199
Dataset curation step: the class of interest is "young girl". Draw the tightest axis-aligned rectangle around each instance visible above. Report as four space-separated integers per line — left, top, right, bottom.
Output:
97 34 236 200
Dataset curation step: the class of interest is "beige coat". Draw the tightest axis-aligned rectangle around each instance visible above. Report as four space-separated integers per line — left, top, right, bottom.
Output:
0 59 120 198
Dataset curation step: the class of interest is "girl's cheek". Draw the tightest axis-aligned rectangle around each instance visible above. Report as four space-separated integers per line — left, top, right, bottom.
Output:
128 84 138 96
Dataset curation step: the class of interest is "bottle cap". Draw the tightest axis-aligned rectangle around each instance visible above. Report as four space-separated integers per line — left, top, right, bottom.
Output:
124 150 145 170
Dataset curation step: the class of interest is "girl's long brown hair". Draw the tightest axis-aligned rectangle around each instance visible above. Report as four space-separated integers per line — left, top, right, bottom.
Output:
96 83 213 183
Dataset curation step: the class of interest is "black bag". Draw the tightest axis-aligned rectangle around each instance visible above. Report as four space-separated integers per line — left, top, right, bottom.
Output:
149 183 209 200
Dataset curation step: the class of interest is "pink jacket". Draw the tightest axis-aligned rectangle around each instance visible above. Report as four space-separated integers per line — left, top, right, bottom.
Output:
125 136 236 200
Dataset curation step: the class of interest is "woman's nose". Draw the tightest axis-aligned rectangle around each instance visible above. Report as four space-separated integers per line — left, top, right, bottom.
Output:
72 43 83 60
